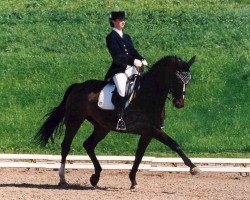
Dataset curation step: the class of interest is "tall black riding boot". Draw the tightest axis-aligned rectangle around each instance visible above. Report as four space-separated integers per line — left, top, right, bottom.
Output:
115 96 127 131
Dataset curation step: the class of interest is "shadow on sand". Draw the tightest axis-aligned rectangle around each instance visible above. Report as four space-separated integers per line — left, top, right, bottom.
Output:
0 183 120 191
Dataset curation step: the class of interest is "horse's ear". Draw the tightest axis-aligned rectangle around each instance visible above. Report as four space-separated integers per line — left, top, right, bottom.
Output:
187 56 196 69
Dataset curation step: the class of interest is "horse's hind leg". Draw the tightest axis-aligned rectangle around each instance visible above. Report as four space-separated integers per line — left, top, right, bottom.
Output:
59 117 84 186
130 136 151 189
83 124 109 187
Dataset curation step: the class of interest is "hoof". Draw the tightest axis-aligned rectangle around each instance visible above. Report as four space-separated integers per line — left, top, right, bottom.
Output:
58 180 68 187
90 174 100 187
190 167 202 175
130 181 138 190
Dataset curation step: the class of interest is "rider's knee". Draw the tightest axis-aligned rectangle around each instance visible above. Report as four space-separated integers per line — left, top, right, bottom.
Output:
117 88 126 97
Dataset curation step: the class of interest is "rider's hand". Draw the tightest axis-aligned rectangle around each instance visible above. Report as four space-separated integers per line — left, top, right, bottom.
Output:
134 59 142 67
142 59 148 66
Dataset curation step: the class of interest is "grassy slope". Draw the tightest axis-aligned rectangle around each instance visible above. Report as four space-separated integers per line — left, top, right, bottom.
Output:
0 0 249 157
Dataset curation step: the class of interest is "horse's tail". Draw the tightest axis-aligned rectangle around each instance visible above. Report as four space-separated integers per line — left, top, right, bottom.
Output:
34 83 78 146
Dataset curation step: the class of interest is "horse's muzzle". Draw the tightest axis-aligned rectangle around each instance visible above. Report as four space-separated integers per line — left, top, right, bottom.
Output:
172 98 184 108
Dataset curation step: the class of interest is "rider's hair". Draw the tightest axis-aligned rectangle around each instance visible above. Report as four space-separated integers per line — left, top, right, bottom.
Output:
109 19 114 27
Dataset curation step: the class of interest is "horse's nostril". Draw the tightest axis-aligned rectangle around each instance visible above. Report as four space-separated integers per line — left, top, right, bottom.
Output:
173 99 184 108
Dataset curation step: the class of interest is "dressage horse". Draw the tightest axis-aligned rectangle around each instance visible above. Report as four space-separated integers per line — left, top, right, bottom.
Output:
35 55 200 189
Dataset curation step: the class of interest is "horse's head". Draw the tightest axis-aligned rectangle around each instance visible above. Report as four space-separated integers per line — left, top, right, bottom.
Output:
170 56 196 108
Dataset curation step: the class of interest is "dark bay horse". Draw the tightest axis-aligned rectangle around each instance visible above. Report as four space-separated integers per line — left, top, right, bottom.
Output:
35 55 201 189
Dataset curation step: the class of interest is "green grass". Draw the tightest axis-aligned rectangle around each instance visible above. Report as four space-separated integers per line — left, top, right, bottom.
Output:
0 0 249 158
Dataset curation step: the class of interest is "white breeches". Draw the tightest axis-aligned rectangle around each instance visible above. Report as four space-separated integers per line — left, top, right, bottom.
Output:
113 65 138 97
113 73 127 97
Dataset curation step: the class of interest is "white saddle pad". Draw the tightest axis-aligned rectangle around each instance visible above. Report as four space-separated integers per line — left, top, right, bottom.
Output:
98 82 136 110
98 84 116 110
98 66 139 110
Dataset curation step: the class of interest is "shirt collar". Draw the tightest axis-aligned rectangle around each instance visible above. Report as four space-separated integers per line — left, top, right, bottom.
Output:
113 28 123 38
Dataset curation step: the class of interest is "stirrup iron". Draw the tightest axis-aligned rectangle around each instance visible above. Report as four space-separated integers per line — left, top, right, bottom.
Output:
116 118 126 130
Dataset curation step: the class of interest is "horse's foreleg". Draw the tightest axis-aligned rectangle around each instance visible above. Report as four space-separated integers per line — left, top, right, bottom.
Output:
152 128 201 175
59 118 83 186
130 136 151 189
83 125 109 187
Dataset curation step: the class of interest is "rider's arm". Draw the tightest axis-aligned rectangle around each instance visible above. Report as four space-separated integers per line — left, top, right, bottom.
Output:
106 34 121 59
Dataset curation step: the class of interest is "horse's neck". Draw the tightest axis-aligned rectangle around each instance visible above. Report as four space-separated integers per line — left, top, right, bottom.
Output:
136 72 170 111
146 65 171 92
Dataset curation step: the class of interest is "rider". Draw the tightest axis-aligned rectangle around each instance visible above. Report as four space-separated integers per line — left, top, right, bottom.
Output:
105 11 148 130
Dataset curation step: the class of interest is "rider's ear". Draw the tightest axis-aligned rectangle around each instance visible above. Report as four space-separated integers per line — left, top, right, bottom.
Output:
187 56 196 69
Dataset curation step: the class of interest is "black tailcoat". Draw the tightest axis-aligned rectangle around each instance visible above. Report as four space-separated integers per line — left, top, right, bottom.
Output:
104 30 144 81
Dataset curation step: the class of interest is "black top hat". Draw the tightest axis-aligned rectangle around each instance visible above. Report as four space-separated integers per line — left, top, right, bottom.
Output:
109 11 126 20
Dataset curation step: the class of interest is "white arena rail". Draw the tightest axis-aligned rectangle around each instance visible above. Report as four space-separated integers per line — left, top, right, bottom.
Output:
0 154 249 174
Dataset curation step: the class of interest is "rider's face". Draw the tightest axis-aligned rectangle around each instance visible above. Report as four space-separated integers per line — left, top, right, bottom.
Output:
112 19 125 30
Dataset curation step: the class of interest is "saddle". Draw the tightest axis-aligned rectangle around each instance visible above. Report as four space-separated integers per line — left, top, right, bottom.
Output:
98 74 140 110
